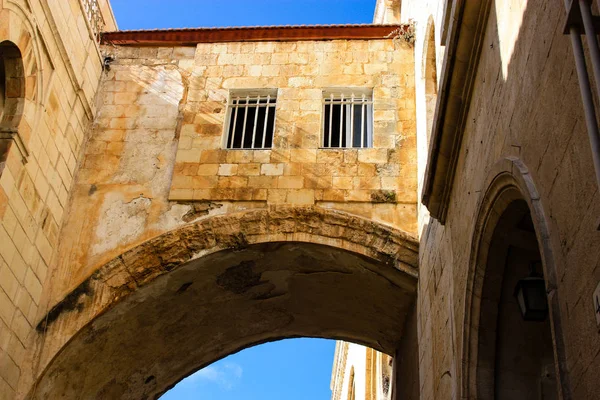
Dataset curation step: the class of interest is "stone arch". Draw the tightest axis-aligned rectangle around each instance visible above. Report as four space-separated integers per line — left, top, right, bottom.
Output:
0 40 25 129
0 6 44 167
29 206 418 399
462 158 570 399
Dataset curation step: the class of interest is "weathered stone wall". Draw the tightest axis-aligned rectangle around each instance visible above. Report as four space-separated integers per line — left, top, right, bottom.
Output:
48 37 417 306
402 0 600 399
0 1 113 398
170 40 415 213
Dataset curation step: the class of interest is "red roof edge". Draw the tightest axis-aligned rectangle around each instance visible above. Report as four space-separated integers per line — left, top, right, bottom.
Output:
101 24 408 46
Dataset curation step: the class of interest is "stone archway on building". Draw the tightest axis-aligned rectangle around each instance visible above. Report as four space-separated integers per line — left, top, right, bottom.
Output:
0 40 25 175
27 207 419 399
0 4 44 178
462 158 571 399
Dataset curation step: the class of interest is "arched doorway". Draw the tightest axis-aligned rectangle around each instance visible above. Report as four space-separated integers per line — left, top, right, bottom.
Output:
477 199 556 399
463 164 570 399
28 208 419 399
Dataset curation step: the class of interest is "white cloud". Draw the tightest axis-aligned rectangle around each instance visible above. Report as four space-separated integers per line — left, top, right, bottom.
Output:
224 363 243 379
187 362 243 390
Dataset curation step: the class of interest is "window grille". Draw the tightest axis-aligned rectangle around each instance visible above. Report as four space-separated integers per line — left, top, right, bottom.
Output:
224 90 277 149
322 89 373 148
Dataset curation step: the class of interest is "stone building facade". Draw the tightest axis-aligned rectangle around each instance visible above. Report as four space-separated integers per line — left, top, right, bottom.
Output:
1 0 599 399
0 0 116 398
331 341 394 400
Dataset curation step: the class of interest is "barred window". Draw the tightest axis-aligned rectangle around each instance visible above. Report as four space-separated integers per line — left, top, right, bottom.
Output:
322 89 373 148
224 89 277 149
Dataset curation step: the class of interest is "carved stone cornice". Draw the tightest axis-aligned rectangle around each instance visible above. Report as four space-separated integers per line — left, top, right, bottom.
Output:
421 0 493 223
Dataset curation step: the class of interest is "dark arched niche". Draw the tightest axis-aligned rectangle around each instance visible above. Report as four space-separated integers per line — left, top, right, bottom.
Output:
463 162 569 399
0 40 25 175
29 208 418 399
476 199 556 399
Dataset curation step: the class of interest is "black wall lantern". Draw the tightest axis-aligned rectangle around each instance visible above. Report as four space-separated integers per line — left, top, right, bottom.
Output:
514 261 548 321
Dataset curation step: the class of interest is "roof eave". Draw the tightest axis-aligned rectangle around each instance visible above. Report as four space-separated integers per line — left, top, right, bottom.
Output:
101 24 408 46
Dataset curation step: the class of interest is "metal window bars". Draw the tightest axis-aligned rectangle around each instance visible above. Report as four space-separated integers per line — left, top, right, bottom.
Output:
226 92 277 149
322 91 373 148
82 0 106 43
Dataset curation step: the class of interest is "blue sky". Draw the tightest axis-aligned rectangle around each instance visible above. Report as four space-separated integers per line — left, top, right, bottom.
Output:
161 338 336 400
110 2 375 399
110 0 376 30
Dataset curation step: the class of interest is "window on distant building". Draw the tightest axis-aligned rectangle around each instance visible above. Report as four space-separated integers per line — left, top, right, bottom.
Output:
347 367 356 400
322 88 373 148
224 89 277 149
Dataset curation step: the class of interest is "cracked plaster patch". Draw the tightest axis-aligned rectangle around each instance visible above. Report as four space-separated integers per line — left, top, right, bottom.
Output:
92 195 152 255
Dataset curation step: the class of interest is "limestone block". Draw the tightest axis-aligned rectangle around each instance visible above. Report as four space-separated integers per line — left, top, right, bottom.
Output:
248 176 277 188
358 149 389 164
0 264 19 301
200 150 226 164
286 189 315 205
22 268 42 304
218 164 238 176
290 149 317 163
225 151 253 164
381 176 401 190
284 163 303 176
252 188 267 201
192 176 218 189
170 189 194 201
333 177 354 190
267 189 287 204
0 227 17 270
237 164 261 176
0 348 20 389
355 177 382 190
261 163 284 176
218 176 248 189
346 190 372 202
278 176 304 189
252 151 271 163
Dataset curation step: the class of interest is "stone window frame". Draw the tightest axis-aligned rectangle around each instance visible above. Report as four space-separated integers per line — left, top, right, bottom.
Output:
222 88 278 150
321 87 374 149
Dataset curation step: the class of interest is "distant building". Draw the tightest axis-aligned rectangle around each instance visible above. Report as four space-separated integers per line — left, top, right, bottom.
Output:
331 341 393 400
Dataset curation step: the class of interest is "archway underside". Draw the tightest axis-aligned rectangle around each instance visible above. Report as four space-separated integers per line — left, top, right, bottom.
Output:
31 208 418 399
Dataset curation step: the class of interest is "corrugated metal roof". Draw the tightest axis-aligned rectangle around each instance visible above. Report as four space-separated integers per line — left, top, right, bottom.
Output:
101 24 408 46
104 23 403 33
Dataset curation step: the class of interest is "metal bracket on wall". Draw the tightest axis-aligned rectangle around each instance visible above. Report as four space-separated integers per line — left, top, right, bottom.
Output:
563 0 600 34
563 0 600 230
